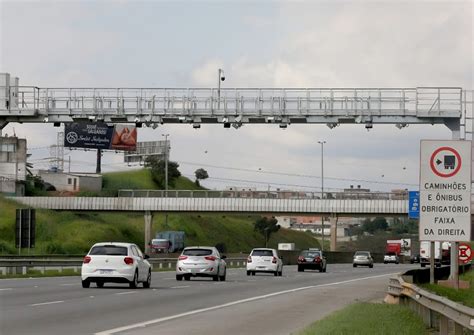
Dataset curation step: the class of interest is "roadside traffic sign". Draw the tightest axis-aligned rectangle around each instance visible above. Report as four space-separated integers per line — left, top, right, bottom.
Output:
458 243 472 264
419 140 472 242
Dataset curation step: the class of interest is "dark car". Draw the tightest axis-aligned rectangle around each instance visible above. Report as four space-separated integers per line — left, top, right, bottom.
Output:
410 254 420 264
297 249 327 272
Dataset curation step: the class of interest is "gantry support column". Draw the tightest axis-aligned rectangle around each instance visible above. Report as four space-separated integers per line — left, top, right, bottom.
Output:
330 214 338 251
144 211 153 254
0 121 8 136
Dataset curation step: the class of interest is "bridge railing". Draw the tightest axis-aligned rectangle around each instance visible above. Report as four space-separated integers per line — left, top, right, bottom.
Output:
117 189 409 200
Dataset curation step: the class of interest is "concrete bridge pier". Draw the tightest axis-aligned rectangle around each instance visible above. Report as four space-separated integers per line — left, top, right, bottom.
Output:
144 211 153 255
330 215 338 252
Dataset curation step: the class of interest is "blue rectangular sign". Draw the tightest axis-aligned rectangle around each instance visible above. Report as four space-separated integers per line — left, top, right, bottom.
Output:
408 191 420 219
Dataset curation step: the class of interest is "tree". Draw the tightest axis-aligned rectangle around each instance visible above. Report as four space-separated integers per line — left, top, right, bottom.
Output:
144 156 181 189
360 217 388 234
254 217 280 247
194 168 209 187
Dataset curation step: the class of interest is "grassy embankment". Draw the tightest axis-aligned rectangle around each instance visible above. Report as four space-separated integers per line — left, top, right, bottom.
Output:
0 169 319 255
298 302 428 335
421 269 474 308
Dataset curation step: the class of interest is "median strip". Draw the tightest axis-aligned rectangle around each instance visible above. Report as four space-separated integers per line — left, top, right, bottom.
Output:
96 272 397 335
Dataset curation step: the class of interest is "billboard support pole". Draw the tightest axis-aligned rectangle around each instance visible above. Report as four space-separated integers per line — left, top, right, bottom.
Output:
450 242 459 289
96 149 102 174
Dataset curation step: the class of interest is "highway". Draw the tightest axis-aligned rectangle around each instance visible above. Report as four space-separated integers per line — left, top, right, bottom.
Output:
0 263 416 335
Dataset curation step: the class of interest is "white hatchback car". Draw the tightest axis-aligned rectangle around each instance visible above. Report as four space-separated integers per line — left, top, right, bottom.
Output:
246 248 283 276
176 246 227 281
81 242 152 288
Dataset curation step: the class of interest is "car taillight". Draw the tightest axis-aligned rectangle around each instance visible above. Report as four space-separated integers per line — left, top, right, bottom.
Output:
272 257 277 264
83 256 91 264
178 256 188 260
298 256 305 262
124 257 134 265
205 256 216 261
314 256 321 263
247 256 252 263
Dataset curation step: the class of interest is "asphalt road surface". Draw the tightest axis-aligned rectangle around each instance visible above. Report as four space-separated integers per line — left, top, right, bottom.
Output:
0 263 416 335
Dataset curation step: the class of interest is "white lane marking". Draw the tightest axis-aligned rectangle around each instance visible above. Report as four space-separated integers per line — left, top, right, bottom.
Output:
29 300 64 307
34 286 38 288
96 272 397 335
60 283 76 286
90 296 95 298
170 285 190 289
115 291 137 295
0 288 13 291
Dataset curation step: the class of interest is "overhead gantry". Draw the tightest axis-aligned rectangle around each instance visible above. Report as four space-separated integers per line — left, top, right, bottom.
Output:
0 73 469 139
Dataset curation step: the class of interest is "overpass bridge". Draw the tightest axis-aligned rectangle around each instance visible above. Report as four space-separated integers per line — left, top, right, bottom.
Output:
9 191 409 253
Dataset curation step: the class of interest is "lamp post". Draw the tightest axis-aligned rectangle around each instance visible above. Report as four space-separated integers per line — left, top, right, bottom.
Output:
318 140 326 251
217 68 225 110
162 134 169 226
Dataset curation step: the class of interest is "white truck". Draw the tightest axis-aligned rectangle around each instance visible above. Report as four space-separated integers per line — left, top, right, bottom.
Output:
420 241 451 267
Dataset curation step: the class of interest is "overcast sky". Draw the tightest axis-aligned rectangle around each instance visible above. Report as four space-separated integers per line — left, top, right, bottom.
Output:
0 0 472 192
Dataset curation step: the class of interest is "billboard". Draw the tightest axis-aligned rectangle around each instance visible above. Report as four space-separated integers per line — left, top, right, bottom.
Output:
65 123 137 151
124 140 168 164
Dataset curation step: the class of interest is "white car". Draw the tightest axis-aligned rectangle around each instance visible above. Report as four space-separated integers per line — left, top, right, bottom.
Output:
176 246 227 281
384 252 400 264
246 248 283 276
81 242 152 288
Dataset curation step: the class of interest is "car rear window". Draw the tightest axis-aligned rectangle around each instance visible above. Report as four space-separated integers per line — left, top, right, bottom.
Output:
90 245 128 256
355 251 370 256
251 249 274 257
183 249 213 256
301 251 320 258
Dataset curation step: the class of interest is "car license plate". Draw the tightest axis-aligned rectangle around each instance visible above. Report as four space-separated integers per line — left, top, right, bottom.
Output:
99 270 112 274
257 266 266 269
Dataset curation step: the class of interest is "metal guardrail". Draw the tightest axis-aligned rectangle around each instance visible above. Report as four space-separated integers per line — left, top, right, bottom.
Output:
387 274 474 334
0 258 248 275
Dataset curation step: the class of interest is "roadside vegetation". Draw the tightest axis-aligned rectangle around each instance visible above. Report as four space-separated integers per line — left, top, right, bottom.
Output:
298 302 428 335
421 269 474 308
0 268 79 279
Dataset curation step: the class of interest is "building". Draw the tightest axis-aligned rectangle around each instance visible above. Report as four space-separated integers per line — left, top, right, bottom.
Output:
0 135 27 195
38 170 102 193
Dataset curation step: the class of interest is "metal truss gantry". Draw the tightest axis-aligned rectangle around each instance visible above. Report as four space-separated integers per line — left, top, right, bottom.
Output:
0 73 471 139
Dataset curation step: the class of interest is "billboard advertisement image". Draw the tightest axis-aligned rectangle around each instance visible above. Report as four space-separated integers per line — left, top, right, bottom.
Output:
65 123 137 151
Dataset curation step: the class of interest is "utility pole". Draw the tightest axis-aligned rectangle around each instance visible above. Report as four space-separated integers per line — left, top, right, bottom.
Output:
318 140 326 251
217 68 225 110
96 149 102 174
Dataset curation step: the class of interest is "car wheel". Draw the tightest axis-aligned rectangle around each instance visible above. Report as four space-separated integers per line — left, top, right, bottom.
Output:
353 264 357 268
176 274 183 281
246 270 251 276
252 271 255 276
184 275 191 281
298 266 303 272
274 271 278 277
129 271 138 289
278 268 283 276
323 266 327 273
143 270 151 288
219 269 226 281
81 280 90 288
369 264 374 268
421 263 426 268
96 281 104 288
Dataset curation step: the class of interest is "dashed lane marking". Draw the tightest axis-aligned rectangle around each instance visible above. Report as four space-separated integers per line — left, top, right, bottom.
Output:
29 300 64 307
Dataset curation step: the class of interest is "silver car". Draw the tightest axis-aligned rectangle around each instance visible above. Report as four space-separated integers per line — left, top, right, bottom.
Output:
176 246 227 281
353 251 374 268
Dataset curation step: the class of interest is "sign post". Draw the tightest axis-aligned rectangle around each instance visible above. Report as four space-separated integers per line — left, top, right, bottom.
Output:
419 140 471 287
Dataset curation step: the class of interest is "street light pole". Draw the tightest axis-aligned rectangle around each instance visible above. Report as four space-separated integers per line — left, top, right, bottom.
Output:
217 68 225 110
162 134 169 226
318 140 326 251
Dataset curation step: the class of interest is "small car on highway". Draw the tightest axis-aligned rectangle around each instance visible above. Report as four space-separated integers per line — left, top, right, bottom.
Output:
81 242 152 288
383 252 400 264
246 248 283 276
297 248 327 272
176 246 227 281
352 251 374 268
410 254 420 264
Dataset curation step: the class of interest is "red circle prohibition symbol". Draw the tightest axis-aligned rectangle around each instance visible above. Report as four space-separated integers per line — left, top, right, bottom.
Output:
430 147 462 178
458 243 472 263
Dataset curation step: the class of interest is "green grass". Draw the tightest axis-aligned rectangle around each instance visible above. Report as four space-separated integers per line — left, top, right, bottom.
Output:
421 270 474 308
298 302 428 335
0 194 319 255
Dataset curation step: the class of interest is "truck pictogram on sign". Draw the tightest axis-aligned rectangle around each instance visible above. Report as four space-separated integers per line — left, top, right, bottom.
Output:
430 147 461 178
